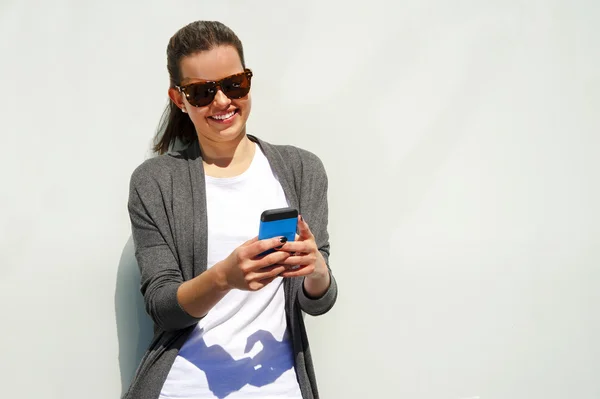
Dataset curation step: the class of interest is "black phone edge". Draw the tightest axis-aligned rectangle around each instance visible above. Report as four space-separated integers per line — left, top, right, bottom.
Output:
260 207 299 222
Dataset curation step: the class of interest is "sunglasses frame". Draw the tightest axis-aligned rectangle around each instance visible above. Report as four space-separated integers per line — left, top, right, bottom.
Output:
175 68 253 107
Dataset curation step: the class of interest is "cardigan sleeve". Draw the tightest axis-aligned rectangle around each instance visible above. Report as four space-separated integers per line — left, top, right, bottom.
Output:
128 163 203 332
294 149 338 316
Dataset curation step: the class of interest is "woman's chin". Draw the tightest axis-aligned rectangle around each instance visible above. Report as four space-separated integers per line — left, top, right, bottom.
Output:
200 125 246 143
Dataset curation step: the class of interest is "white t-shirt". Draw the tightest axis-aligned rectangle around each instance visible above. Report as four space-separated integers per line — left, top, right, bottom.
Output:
159 143 302 399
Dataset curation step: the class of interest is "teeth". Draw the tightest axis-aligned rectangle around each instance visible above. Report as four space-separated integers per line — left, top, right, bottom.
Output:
211 110 235 120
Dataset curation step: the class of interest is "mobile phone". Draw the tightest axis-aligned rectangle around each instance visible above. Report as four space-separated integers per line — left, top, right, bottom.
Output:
258 207 298 256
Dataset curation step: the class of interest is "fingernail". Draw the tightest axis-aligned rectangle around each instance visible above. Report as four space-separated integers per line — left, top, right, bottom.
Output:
279 237 288 243
300 215 303 222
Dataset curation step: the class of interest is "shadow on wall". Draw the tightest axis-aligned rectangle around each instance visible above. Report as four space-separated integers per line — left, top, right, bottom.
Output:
114 236 154 397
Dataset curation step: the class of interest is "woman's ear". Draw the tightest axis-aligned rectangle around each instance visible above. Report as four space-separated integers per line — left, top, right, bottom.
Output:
168 88 186 112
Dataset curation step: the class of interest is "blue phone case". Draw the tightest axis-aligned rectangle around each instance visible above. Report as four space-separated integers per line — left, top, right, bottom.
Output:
259 218 298 241
258 209 298 256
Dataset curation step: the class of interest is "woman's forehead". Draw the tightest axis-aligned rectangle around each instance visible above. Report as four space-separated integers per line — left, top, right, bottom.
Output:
179 46 243 83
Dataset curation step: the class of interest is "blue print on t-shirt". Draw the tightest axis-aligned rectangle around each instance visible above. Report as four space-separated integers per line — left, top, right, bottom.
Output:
179 329 295 399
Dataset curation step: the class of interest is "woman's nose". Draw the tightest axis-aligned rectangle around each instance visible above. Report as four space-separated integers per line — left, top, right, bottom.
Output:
212 89 231 108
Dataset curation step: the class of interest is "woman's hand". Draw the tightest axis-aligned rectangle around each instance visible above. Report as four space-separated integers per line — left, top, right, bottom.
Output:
276 216 331 297
214 236 291 292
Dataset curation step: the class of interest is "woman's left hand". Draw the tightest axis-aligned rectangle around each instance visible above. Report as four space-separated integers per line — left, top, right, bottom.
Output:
275 216 329 282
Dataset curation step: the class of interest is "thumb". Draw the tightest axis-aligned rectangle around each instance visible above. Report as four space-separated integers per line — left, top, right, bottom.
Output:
297 215 313 240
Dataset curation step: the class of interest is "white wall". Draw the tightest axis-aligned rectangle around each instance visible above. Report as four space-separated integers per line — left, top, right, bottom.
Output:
1 1 599 398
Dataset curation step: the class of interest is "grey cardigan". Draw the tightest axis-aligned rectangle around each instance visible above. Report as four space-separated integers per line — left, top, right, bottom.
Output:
124 134 338 399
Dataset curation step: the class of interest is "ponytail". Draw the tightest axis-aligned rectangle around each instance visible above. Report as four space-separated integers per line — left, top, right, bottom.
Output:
153 101 196 154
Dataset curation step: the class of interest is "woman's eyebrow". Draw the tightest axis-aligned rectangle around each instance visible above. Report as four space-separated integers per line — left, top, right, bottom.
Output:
180 76 210 85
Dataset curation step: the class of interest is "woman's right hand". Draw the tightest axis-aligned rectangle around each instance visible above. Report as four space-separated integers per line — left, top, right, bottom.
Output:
214 236 291 292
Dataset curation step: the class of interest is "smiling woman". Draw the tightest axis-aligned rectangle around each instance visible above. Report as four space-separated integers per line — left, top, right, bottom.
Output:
125 21 338 399
153 21 248 155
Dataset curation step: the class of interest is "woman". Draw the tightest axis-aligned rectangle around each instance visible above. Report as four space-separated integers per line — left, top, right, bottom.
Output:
125 20 338 399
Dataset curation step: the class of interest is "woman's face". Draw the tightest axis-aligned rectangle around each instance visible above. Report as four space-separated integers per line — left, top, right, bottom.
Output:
170 45 251 144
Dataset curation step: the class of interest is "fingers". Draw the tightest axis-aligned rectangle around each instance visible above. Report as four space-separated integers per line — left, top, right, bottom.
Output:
247 236 290 258
257 264 287 274
242 249 290 274
276 253 316 267
275 240 311 254
245 264 286 285
276 251 316 278
241 236 259 247
247 275 279 291
256 250 291 267
279 264 315 278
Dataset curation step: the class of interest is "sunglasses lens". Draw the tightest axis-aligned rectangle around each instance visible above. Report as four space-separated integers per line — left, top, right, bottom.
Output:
186 83 216 107
221 73 251 99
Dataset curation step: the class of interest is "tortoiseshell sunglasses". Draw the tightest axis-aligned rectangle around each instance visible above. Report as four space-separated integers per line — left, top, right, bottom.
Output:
175 69 253 107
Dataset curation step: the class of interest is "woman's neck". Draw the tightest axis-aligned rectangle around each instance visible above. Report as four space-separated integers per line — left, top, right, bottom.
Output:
198 132 256 177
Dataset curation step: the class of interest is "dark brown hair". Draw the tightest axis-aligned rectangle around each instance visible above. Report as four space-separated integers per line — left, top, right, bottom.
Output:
153 21 246 154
